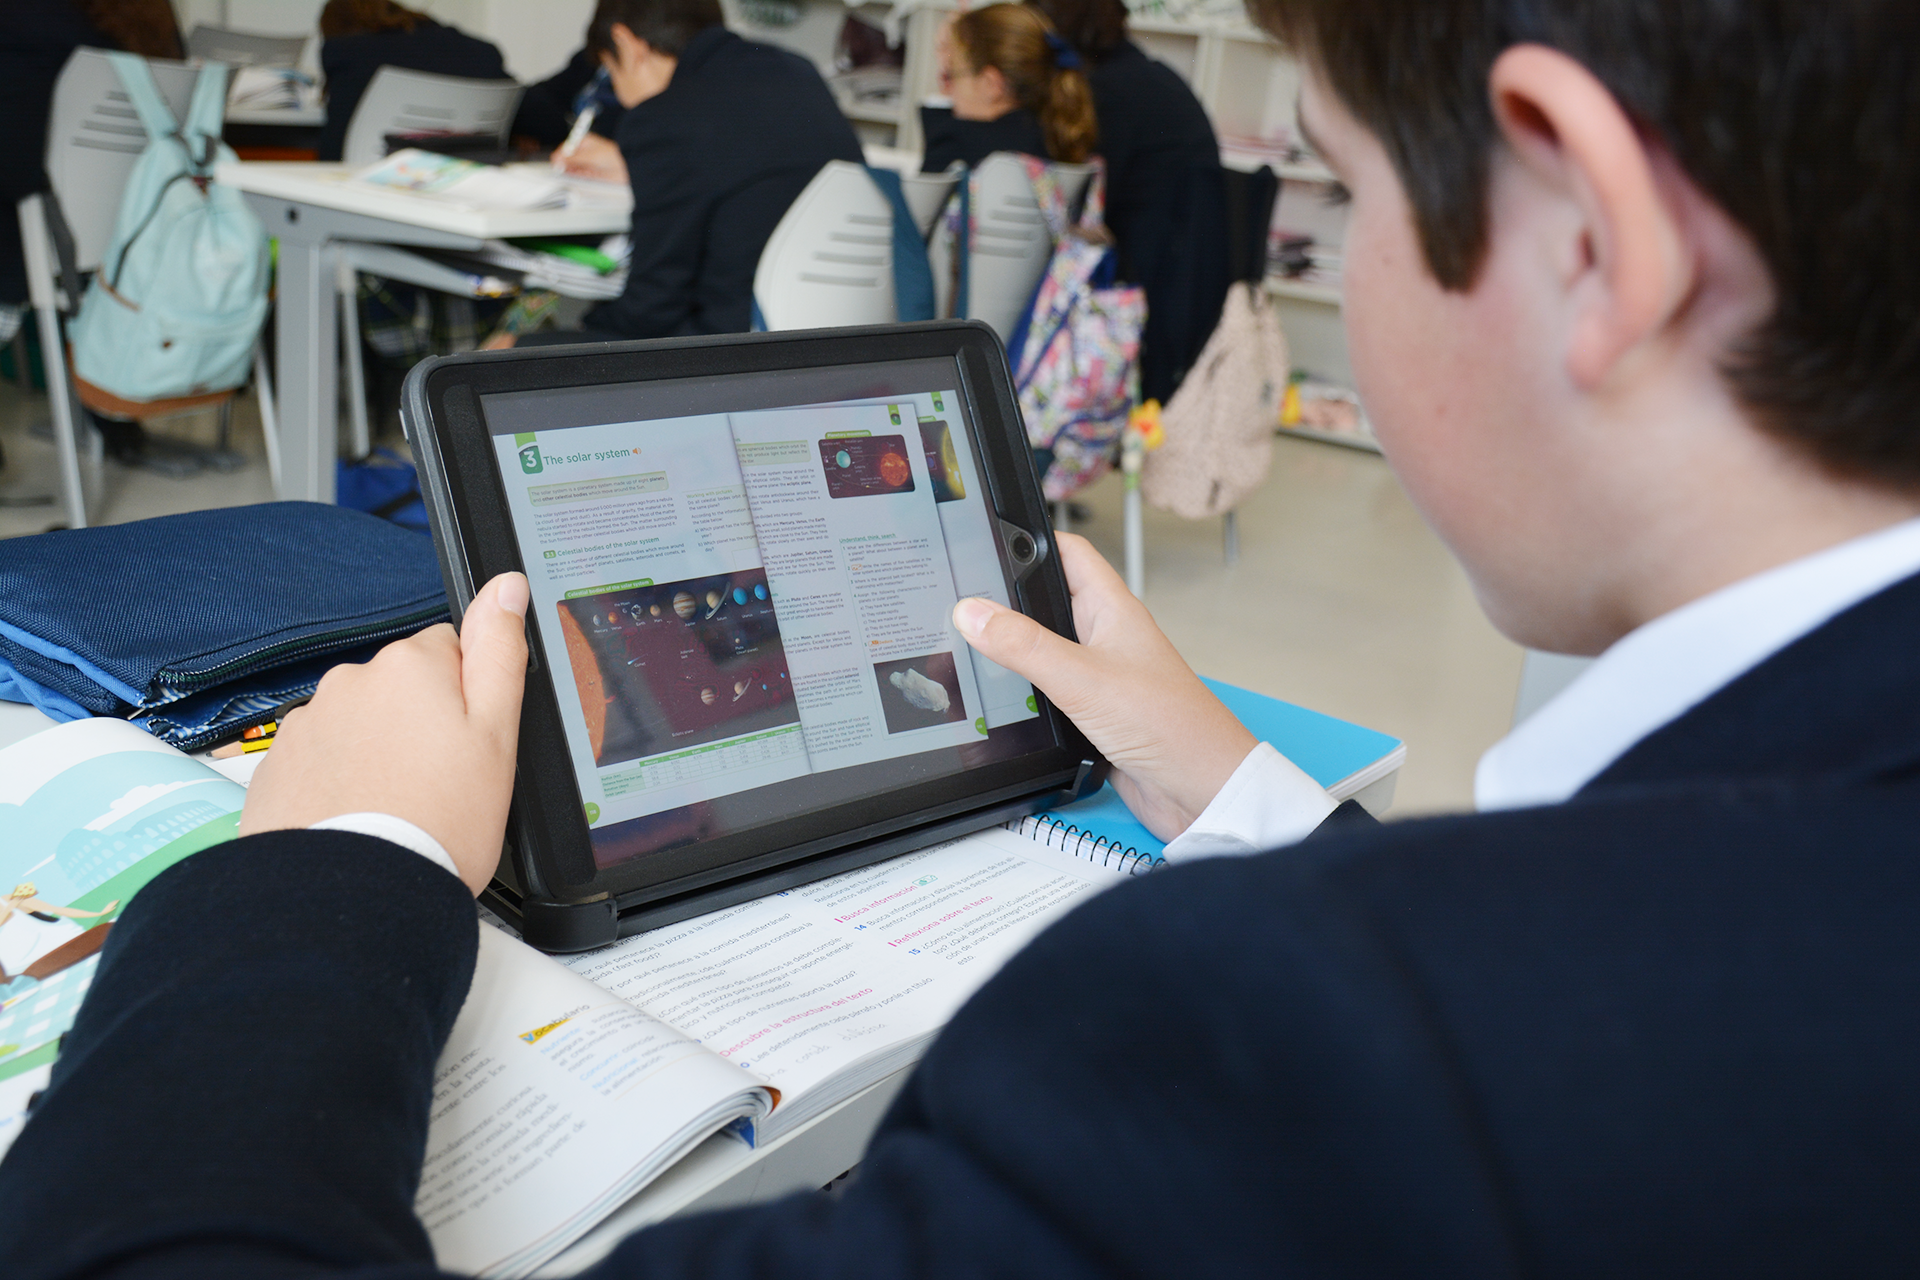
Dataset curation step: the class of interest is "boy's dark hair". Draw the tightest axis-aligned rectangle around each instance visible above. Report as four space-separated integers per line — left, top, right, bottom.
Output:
587 0 723 59
1249 0 1920 488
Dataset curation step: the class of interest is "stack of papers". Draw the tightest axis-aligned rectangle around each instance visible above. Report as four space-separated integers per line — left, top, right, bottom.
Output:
226 66 319 112
475 235 630 300
353 149 569 212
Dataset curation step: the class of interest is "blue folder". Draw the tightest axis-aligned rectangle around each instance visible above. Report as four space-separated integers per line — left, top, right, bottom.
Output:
1039 677 1405 859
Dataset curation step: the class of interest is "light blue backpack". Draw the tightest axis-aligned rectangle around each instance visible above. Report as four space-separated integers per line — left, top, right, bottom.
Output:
68 53 270 404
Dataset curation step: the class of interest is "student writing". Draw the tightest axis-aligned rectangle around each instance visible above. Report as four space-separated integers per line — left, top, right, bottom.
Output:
493 0 863 347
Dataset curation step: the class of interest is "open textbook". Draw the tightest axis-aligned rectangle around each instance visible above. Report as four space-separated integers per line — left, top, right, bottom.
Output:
354 149 570 211
0 718 1137 1276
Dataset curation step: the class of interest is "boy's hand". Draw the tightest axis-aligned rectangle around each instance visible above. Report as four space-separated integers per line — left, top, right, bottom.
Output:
953 534 1256 841
556 133 627 184
240 573 531 895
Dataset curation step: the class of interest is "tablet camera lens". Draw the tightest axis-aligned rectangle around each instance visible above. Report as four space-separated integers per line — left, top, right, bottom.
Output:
1009 531 1036 564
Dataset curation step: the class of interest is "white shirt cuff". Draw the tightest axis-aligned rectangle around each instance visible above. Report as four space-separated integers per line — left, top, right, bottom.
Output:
1161 742 1339 862
307 813 462 882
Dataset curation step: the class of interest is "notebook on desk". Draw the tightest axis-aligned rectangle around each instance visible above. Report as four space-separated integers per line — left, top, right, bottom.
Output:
1009 677 1405 873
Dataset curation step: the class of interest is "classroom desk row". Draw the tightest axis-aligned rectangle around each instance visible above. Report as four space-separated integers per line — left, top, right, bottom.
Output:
215 146 924 506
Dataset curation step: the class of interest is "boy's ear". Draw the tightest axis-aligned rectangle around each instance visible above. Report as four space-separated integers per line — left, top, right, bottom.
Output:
609 22 651 64
1488 45 1693 390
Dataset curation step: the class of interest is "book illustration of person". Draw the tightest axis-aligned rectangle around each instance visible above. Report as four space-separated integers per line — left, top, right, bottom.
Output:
0 885 119 987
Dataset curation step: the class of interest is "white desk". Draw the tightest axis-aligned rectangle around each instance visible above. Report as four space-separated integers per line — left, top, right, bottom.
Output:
214 161 632 505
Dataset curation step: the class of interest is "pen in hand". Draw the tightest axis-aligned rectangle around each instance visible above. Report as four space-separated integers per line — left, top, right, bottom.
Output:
553 106 599 170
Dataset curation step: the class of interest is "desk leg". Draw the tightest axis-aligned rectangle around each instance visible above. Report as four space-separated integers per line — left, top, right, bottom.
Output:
273 238 339 504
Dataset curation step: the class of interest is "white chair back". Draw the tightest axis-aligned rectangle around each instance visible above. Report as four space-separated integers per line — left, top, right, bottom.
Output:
185 26 308 67
753 161 898 331
960 153 1099 340
340 67 524 166
898 167 961 239
44 48 199 271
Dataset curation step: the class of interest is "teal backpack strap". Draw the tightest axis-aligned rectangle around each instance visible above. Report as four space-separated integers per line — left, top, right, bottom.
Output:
182 61 231 170
106 51 179 148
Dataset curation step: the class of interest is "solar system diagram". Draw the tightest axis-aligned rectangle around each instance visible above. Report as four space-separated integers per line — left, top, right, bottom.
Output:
555 569 798 769
818 434 917 498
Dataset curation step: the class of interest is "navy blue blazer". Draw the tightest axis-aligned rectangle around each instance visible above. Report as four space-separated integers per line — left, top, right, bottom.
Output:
7 570 1920 1277
583 27 864 341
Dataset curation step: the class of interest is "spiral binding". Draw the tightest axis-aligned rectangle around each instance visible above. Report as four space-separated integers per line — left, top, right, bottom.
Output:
1004 813 1165 876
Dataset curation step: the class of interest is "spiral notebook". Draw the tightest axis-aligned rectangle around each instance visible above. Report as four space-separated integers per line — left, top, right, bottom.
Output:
1004 677 1405 875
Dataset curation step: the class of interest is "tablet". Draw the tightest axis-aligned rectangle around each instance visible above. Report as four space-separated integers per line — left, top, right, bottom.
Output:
402 322 1103 952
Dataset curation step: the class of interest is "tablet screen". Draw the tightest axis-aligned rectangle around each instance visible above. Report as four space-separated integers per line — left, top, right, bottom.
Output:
478 360 1047 871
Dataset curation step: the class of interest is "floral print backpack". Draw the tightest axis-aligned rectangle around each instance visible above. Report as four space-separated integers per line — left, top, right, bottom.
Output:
1005 160 1147 501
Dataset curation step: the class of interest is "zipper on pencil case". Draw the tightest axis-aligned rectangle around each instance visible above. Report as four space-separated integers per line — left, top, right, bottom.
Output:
150 602 450 694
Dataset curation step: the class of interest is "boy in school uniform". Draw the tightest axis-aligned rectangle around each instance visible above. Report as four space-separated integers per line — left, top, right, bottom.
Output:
6 0 1920 1275
496 0 863 345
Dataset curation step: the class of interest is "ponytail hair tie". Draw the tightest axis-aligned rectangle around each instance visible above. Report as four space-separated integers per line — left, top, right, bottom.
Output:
1042 29 1082 70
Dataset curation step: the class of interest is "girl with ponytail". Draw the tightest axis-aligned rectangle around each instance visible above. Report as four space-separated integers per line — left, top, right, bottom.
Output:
921 3 1099 172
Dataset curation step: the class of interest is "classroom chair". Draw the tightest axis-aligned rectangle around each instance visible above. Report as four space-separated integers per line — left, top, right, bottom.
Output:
929 153 1097 340
338 67 524 166
184 26 309 68
17 48 277 529
753 162 958 331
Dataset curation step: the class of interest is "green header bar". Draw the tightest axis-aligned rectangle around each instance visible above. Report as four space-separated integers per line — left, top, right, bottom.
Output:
563 577 653 599
823 429 872 438
513 431 537 446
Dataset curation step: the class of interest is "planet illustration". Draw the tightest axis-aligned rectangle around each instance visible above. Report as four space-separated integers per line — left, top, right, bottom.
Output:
835 449 852 468
733 587 748 605
754 584 768 600
650 603 662 617
700 687 716 705
672 591 696 620
878 451 910 487
733 679 749 699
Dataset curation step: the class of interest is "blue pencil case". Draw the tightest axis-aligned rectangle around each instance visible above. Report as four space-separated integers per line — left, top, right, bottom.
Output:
0 501 447 743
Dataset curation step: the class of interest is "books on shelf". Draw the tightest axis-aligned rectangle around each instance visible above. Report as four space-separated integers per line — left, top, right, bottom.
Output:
353 149 570 212
226 65 319 112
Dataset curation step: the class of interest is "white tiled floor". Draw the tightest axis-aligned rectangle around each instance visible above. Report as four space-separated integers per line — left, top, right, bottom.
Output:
0 378 1524 815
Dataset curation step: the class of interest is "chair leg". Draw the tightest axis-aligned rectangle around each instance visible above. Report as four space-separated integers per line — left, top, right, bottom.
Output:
217 397 232 452
1222 509 1240 566
35 304 87 530
1124 483 1145 598
9 329 29 392
254 343 283 497
338 261 372 459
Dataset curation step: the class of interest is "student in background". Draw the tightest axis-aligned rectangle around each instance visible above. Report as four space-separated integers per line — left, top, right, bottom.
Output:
1028 0 1227 404
315 0 510 162
921 3 1097 173
510 47 624 152
492 0 863 344
0 0 183 472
